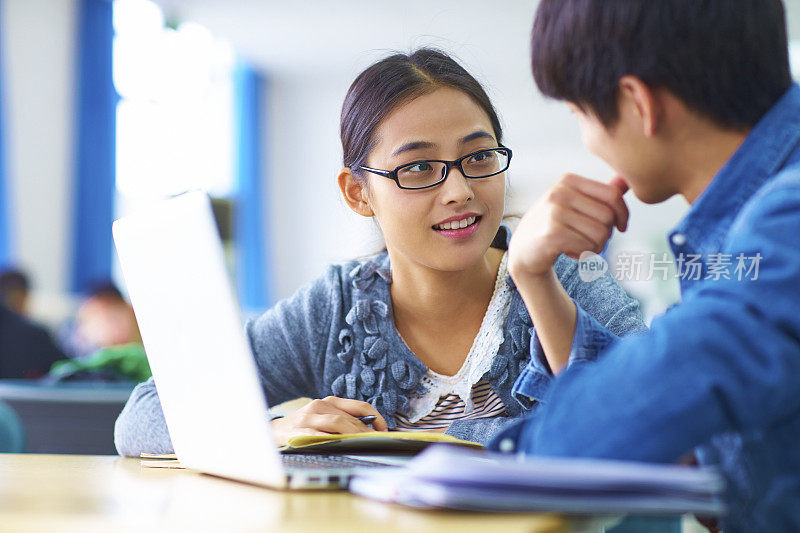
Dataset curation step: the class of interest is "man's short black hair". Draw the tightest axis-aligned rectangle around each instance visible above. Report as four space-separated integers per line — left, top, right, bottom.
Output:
531 0 793 129
0 269 30 298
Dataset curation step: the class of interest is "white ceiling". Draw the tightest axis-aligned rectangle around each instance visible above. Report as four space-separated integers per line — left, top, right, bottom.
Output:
152 0 800 77
150 0 539 78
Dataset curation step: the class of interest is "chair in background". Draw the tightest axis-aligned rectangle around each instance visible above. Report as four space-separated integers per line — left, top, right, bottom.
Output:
0 380 134 454
608 516 683 533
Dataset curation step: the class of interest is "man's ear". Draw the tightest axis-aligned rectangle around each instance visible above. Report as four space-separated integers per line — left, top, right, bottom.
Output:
618 75 662 137
338 167 374 217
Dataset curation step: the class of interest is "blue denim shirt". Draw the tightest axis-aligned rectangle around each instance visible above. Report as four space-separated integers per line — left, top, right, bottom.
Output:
500 84 800 533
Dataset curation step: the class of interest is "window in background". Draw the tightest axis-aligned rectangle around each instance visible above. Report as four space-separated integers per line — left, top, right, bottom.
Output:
791 41 800 80
111 0 239 285
113 0 235 201
112 0 272 312
0 6 9 268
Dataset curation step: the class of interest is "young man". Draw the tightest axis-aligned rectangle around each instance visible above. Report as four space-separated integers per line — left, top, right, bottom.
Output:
502 1 800 531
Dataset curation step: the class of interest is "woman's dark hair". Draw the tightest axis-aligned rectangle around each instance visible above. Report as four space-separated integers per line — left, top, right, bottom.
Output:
531 0 792 129
341 48 503 179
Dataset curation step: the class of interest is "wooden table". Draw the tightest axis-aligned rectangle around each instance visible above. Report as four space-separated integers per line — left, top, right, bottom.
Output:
0 454 612 532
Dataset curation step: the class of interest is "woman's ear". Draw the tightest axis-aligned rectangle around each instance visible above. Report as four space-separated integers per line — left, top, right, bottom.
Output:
338 167 374 217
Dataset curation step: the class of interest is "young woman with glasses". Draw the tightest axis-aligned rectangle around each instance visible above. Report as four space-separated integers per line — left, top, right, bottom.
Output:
115 49 646 456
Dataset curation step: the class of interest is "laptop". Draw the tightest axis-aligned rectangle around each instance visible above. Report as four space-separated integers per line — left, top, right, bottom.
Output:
112 190 398 489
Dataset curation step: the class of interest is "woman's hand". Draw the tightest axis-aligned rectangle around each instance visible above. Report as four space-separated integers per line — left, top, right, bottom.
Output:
271 396 388 446
508 173 629 280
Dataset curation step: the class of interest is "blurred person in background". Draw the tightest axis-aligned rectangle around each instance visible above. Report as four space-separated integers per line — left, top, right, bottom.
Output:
50 281 148 383
59 281 141 360
0 267 65 379
0 268 31 316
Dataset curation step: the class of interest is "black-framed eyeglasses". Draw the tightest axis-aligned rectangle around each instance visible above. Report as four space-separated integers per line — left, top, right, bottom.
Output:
358 147 512 190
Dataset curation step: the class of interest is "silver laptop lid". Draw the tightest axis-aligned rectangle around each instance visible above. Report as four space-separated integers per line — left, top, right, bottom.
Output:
113 191 286 488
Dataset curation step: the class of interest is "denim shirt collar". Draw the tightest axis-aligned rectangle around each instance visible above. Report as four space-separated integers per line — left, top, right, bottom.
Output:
669 83 800 273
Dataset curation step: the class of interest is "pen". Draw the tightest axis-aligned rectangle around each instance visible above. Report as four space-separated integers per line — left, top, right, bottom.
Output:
357 415 377 427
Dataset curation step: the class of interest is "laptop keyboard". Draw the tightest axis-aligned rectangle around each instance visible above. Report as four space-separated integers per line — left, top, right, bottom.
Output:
281 454 390 469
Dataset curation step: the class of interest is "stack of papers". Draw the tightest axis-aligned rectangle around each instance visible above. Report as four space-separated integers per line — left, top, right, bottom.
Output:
350 445 726 516
139 453 183 469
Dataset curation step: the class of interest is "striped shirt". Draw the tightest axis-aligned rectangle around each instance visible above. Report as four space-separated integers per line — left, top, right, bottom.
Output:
395 380 507 431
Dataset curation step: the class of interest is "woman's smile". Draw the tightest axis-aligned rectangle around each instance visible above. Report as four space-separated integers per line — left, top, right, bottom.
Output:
432 214 482 240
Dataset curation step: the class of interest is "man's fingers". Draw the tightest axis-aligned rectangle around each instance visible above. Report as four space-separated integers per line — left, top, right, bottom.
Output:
562 174 629 232
552 217 607 257
611 195 629 232
608 175 629 195
555 188 618 229
607 176 630 231
608 176 630 231
562 209 612 251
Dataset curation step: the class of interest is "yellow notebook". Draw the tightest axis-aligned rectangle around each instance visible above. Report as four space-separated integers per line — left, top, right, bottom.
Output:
280 431 482 454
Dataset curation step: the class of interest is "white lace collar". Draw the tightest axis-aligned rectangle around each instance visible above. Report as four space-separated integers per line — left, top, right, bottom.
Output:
405 252 512 422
